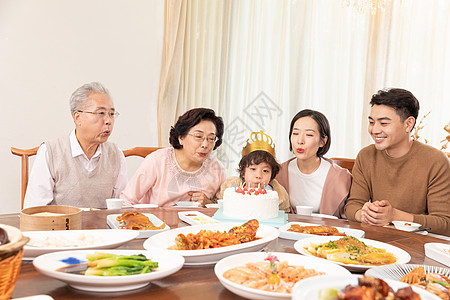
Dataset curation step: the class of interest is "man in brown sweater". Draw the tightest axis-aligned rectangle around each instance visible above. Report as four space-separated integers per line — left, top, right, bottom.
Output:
345 88 450 235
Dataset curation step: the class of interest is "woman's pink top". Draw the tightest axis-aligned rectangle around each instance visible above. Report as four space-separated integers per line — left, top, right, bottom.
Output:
120 148 226 207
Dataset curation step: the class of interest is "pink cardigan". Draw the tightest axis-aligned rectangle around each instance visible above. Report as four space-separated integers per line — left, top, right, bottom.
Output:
120 148 225 207
276 157 352 217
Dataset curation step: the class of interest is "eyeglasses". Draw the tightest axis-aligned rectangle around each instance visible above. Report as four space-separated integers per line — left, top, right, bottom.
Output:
187 133 218 143
77 110 120 120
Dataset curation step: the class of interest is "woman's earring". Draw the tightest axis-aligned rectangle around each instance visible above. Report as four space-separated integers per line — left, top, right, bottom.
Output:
179 140 183 145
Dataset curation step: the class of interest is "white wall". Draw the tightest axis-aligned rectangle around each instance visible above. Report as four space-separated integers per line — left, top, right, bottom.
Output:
0 0 164 213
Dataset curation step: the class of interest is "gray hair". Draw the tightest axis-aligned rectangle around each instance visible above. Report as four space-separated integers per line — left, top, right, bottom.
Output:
69 82 112 115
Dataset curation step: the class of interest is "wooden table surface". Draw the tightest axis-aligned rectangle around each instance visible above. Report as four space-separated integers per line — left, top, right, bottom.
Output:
2 207 449 299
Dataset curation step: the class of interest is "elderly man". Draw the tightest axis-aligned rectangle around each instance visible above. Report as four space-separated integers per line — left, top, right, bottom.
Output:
344 88 450 235
24 82 127 209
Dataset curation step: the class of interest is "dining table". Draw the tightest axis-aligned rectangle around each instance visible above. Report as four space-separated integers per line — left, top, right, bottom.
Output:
2 207 449 299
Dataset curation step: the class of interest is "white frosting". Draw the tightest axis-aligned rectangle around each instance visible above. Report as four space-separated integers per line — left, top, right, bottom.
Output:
222 187 279 220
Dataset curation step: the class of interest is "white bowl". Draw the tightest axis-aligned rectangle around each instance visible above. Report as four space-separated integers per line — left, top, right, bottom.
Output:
392 221 421 232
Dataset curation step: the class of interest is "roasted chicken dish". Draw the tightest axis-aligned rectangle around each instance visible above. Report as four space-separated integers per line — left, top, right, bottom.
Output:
172 219 259 250
229 219 259 243
116 211 165 230
287 224 346 236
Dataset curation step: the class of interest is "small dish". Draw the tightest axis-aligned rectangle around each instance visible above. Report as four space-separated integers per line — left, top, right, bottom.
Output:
424 243 450 267
205 204 219 209
33 249 184 292
79 208 100 211
178 211 220 225
106 213 170 239
310 213 338 219
175 201 201 207
392 221 421 232
132 204 158 209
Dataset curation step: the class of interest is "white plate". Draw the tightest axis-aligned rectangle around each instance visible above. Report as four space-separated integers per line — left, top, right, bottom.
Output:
178 211 220 225
33 249 184 292
132 204 158 209
205 203 219 208
310 213 338 219
392 221 421 231
291 274 440 300
14 296 54 300
106 213 170 239
366 263 450 280
294 236 411 271
384 224 428 235
143 223 279 266
425 243 450 267
23 229 139 258
214 252 351 300
278 222 365 240
175 201 201 207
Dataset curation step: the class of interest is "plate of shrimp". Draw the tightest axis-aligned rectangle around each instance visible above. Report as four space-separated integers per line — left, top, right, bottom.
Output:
214 252 351 300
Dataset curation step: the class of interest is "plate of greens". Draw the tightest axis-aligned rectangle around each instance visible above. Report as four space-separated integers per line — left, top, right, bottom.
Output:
33 250 184 292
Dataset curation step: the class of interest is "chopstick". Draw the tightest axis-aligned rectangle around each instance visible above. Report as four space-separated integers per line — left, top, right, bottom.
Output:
411 227 431 233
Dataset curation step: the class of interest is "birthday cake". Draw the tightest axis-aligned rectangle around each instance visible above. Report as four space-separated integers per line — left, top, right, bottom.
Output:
222 187 279 220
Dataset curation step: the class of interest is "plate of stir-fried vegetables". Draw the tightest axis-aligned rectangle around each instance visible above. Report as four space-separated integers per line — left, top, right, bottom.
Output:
294 236 411 271
33 250 184 292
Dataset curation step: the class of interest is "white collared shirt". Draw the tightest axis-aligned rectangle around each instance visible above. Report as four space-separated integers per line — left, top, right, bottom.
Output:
23 130 127 208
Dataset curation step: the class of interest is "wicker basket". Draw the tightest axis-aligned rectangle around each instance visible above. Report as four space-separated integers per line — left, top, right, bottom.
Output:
0 224 29 299
0 248 25 298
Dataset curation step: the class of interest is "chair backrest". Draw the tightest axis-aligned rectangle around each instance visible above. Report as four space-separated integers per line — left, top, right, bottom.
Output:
11 146 162 209
330 157 355 174
122 147 162 158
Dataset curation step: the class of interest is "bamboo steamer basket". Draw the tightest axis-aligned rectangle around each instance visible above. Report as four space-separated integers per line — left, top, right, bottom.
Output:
0 224 29 298
20 205 82 231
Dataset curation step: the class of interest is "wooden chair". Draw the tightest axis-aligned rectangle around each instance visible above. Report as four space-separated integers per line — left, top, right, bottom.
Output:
11 146 162 209
330 157 355 174
122 147 161 158
11 147 40 210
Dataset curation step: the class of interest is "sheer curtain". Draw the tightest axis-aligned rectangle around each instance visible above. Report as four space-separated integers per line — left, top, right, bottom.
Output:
157 1 231 146
158 0 450 176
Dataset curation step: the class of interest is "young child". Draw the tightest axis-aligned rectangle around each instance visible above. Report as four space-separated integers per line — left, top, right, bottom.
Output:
216 131 290 212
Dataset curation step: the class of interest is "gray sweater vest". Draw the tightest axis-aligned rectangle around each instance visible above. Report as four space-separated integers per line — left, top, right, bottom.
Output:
46 136 121 208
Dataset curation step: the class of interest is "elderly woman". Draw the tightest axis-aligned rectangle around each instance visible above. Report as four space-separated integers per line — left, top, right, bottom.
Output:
276 109 351 217
24 82 127 209
121 108 226 207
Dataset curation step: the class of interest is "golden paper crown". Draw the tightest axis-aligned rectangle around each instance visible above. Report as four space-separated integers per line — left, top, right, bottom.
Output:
242 131 276 158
